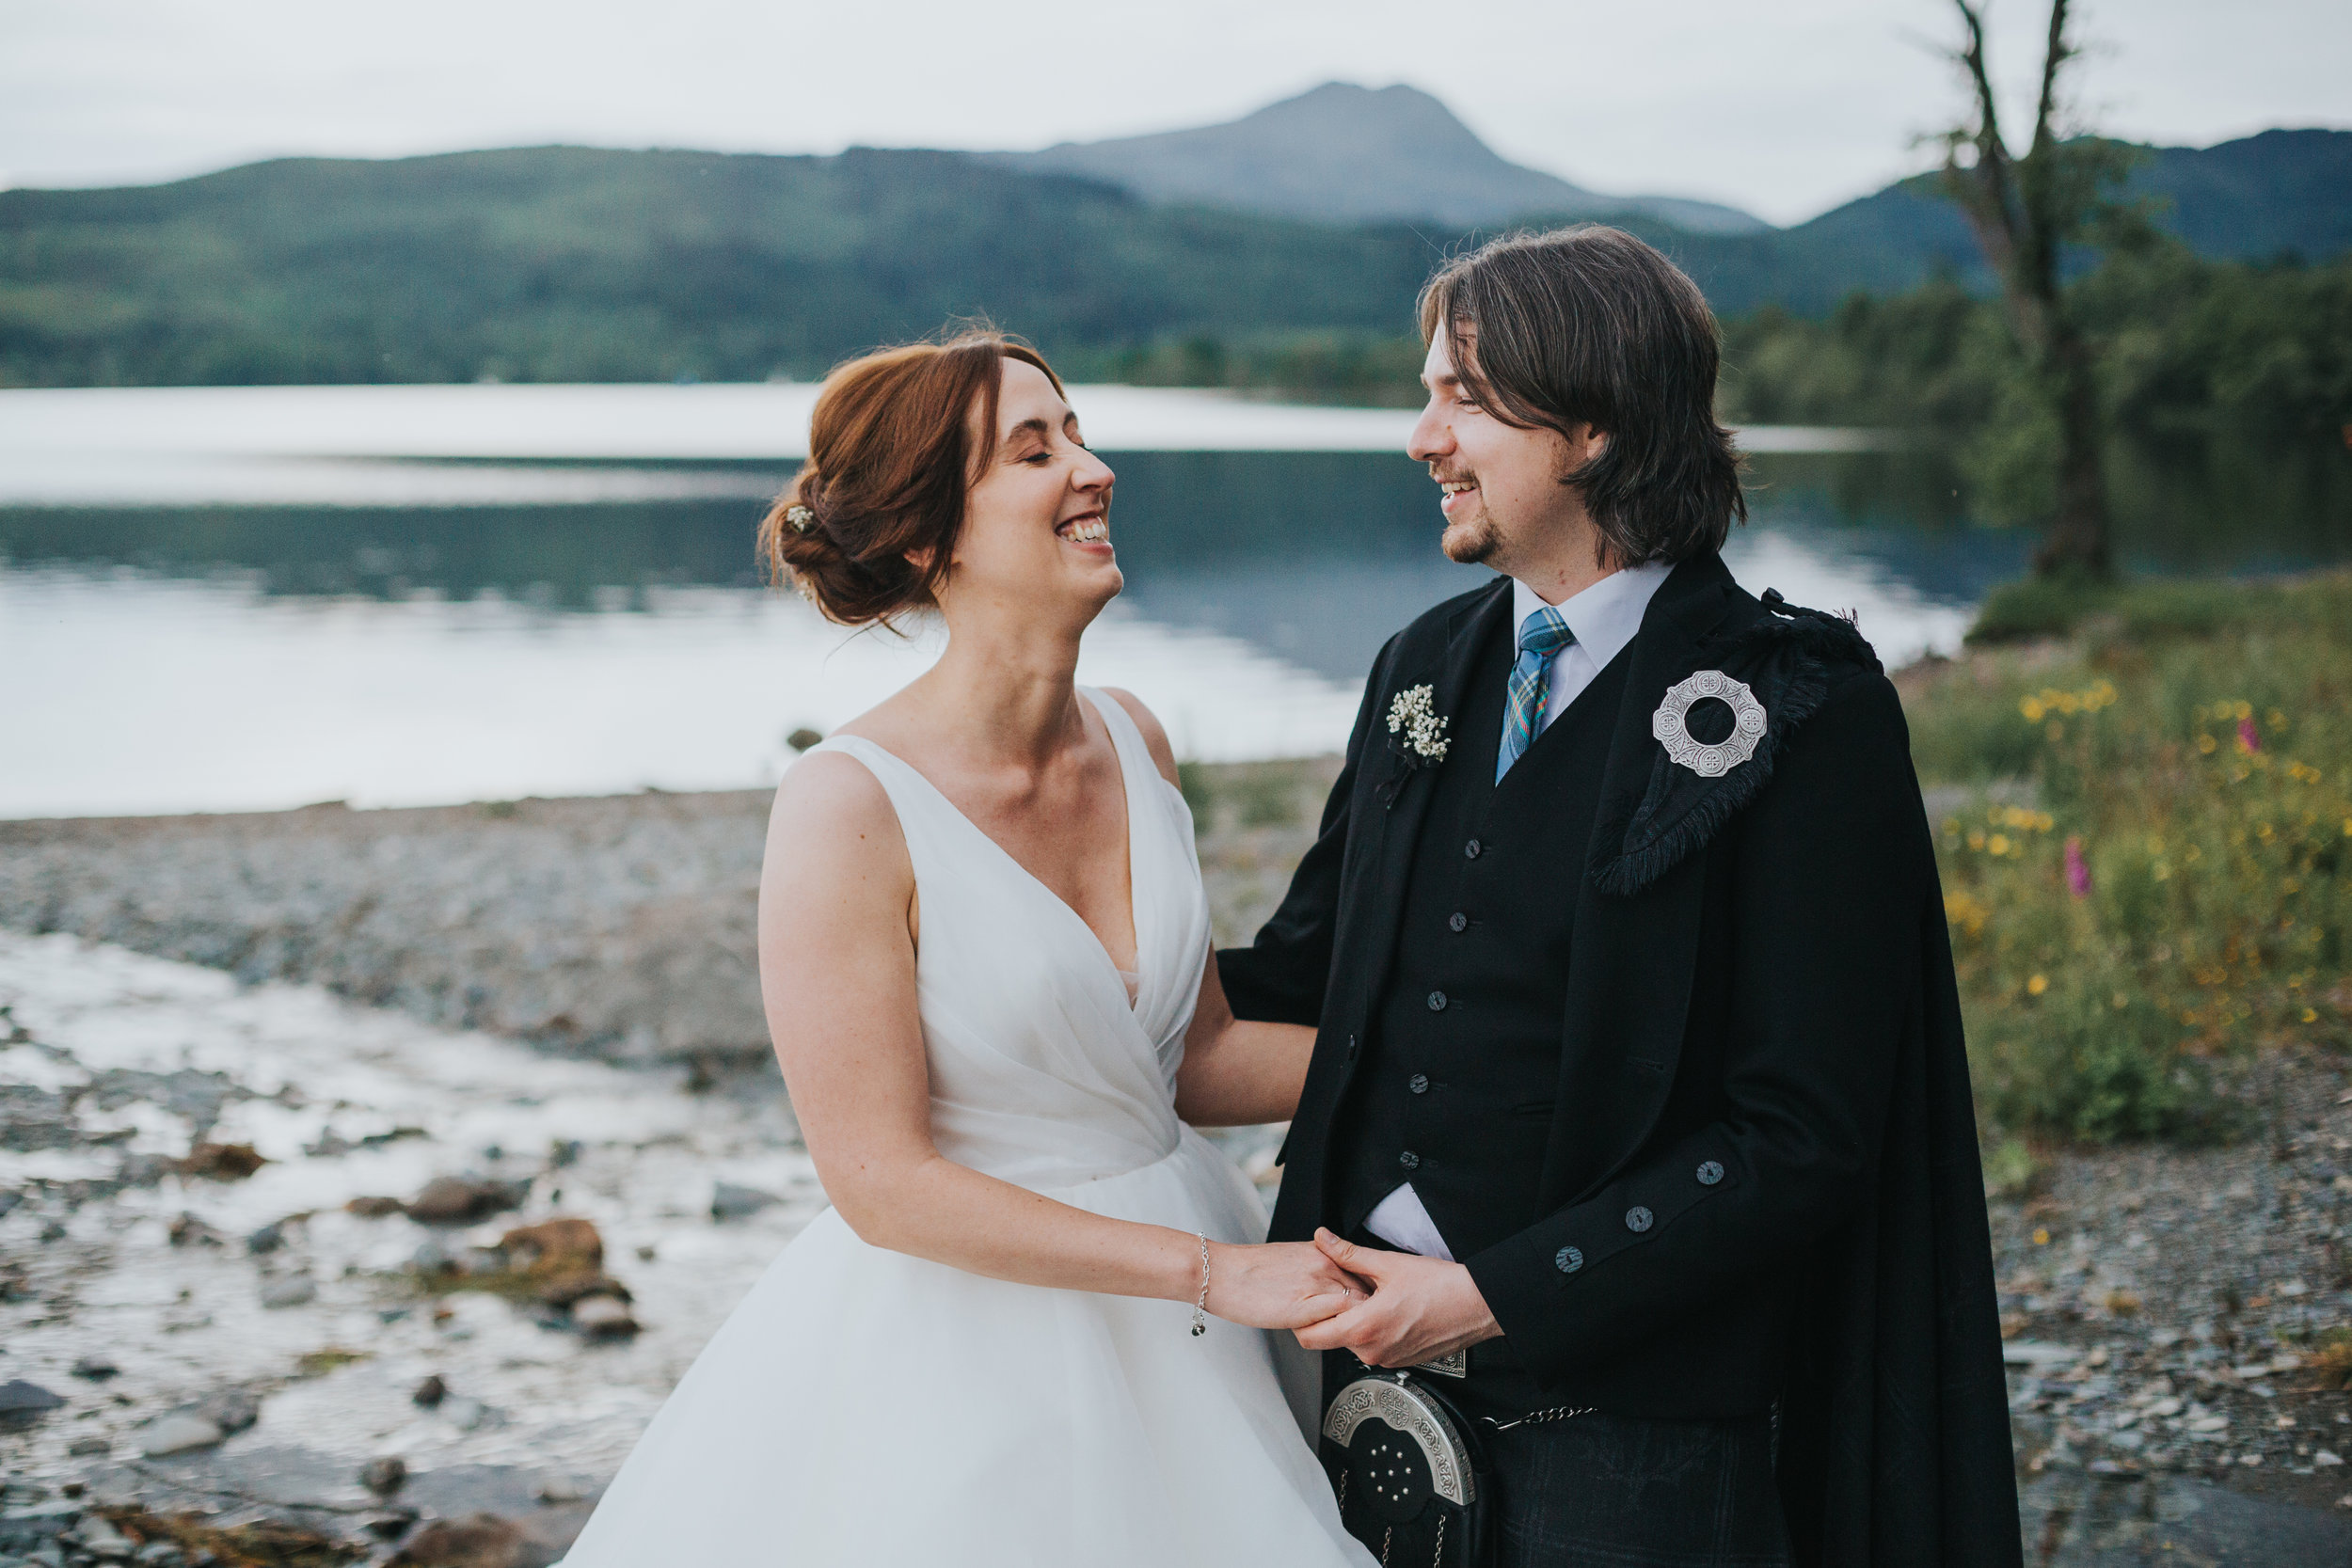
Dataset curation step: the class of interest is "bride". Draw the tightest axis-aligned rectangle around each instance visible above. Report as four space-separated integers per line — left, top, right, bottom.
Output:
555 331 1376 1566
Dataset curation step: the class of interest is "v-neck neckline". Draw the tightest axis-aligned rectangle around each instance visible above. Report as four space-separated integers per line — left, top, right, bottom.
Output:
846 691 1147 1006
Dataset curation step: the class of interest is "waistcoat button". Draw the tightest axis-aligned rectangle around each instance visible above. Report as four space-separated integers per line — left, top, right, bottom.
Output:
1463 838 1483 860
1555 1246 1583 1274
1625 1206 1654 1233
1696 1160 1724 1186
1408 1073 1429 1094
1344 1034 1359 1062
1426 990 1448 1012
1399 1150 1422 1170
1447 911 1468 933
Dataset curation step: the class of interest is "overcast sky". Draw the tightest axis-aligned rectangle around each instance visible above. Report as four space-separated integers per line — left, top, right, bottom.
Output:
5 0 2344 226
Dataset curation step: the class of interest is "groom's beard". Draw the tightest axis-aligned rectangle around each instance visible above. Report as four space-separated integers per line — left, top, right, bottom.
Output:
1441 508 1501 566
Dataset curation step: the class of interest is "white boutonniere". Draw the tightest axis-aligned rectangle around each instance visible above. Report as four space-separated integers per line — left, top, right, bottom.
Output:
1385 684 1451 766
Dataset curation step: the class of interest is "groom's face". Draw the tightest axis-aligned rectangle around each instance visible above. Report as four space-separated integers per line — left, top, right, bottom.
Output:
1407 331 1589 575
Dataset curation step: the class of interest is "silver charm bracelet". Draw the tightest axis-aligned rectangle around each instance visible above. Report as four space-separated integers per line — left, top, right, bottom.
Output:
1191 1232 1210 1337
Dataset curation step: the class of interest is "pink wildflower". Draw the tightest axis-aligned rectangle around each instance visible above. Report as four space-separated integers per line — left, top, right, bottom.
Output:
2064 837 2091 899
2237 716 2261 753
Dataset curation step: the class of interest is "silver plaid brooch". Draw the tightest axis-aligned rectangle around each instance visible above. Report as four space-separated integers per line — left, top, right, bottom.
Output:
1653 670 1766 778
1386 684 1451 765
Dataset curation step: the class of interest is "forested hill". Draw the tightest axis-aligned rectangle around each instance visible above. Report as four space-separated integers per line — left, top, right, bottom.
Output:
1 130 2344 388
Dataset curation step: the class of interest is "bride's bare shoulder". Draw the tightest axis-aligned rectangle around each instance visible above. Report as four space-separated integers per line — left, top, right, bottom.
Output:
763 747 908 881
1097 687 1180 787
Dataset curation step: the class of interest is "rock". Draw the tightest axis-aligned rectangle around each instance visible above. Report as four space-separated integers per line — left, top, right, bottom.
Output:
244 1221 285 1256
359 1456 407 1496
536 1272 630 1308
364 1510 420 1540
193 1388 259 1433
176 1142 266 1180
38 1220 66 1242
388 1512 556 1568
709 1182 781 1220
133 1540 187 1565
259 1276 316 1309
0 1382 65 1427
411 1374 447 1408
547 1138 582 1169
0 1499 80 1553
64 1513 134 1560
500 1217 602 1279
137 1415 224 1456
405 1176 527 1225
70 1356 119 1382
68 1436 110 1456
569 1295 639 1338
165 1212 223 1247
346 1195 405 1217
531 1476 583 1504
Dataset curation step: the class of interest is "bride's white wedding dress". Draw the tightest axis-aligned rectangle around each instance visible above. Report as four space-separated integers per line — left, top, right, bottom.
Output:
557 688 1373 1566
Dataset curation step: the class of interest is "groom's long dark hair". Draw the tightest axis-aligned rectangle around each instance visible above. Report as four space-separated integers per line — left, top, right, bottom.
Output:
1418 226 1745 567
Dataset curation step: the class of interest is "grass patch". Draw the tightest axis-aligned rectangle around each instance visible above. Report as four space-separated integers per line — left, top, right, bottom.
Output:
1915 569 2352 1142
293 1347 371 1378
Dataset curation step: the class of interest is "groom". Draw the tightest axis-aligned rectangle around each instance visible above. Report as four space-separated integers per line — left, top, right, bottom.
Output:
1218 227 2020 1566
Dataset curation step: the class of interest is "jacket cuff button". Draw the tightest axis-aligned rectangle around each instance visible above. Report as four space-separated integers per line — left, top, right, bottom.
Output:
1554 1246 1583 1274
1695 1161 1724 1186
1624 1206 1654 1233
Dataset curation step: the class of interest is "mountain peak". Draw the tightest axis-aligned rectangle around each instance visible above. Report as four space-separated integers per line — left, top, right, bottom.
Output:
992 82 1769 234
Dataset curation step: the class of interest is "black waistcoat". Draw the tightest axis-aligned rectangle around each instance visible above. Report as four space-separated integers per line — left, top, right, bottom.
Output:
1331 613 1635 1266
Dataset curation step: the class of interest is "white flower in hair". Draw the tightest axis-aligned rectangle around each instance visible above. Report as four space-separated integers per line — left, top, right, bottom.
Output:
1386 684 1450 765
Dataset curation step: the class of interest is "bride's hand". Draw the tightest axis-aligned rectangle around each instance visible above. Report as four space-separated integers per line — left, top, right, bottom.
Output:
1205 1241 1367 1330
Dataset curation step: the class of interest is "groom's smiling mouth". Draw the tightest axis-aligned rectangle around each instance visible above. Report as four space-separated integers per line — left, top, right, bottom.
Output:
1437 476 1479 515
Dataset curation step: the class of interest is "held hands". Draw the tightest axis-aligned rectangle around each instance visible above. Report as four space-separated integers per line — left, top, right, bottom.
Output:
1204 1240 1368 1331
1291 1228 1502 1368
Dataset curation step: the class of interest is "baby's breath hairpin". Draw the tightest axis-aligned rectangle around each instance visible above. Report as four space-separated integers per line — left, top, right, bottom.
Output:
784 503 816 534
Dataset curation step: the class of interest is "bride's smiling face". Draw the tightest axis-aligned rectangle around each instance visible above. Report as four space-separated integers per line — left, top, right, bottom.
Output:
941 358 1120 621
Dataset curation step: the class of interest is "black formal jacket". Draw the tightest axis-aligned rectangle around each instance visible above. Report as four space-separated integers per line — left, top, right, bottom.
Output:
1219 553 2022 1567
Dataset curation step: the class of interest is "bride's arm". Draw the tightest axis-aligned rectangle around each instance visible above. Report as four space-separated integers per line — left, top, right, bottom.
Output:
1091 689 1318 1127
759 750 1355 1330
1176 953 1316 1126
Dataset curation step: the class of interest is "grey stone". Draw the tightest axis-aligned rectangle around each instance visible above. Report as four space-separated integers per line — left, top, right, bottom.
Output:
193 1389 259 1433
0 1383 65 1418
69 1357 118 1382
137 1415 224 1456
244 1221 284 1255
359 1456 406 1496
708 1182 780 1221
570 1296 639 1338
259 1275 315 1308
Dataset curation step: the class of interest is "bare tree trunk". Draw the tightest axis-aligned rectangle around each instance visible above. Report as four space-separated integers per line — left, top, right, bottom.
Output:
1947 0 2114 580
2039 322 2110 576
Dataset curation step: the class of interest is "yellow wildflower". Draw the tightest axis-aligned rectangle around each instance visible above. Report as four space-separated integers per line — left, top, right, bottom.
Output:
2026 974 2049 996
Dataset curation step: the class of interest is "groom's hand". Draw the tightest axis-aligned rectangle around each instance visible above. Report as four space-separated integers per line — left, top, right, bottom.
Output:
1292 1229 1501 1368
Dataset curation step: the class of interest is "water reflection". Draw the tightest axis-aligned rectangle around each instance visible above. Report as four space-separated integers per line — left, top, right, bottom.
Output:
4 440 2341 817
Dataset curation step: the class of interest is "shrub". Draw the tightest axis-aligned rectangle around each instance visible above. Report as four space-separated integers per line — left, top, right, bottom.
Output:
1916 570 2352 1141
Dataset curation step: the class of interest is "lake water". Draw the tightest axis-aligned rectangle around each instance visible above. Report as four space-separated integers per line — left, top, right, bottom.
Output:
2 385 2338 820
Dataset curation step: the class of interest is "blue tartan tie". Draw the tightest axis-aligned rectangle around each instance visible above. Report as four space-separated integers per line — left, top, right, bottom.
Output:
1497 607 1575 782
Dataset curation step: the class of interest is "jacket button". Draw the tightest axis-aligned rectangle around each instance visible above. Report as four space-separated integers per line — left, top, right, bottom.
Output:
1426 990 1448 1012
1696 1160 1724 1186
1399 1150 1422 1170
1625 1206 1654 1233
1448 911 1468 933
1344 1033 1359 1061
1408 1073 1429 1094
1463 838 1482 860
1555 1246 1583 1274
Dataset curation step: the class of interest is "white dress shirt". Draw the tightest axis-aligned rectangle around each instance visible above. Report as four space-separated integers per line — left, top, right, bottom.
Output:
1362 561 1673 1261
